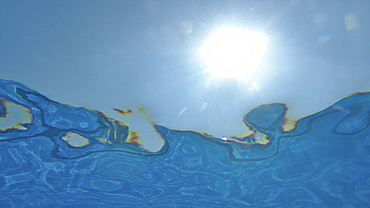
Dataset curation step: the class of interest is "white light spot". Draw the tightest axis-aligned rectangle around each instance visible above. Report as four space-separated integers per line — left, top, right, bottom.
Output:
199 27 268 82
177 107 187 117
199 103 208 114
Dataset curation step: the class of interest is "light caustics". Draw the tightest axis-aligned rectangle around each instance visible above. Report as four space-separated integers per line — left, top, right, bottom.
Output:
199 27 269 82
0 79 298 160
0 75 369 166
0 79 167 159
1 84 370 206
1 79 369 161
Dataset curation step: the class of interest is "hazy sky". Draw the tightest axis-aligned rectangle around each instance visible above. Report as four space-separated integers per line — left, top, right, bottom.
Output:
1 0 370 148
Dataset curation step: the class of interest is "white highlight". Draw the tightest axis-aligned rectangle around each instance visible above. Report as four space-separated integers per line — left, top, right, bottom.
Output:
200 27 268 81
199 102 208 114
177 107 187 117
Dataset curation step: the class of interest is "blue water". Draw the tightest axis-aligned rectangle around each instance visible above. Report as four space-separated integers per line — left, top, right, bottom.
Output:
0 79 369 207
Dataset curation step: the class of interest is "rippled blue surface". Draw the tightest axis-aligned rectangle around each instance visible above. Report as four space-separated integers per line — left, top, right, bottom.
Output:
1 79 370 207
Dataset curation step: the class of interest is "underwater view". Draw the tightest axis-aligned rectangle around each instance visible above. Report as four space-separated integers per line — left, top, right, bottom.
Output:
1 0 370 207
1 77 370 207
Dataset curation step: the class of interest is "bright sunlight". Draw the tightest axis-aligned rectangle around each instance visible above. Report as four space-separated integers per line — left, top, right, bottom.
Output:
199 27 269 82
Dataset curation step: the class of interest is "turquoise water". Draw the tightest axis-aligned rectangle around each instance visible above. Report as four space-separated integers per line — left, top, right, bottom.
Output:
1 79 369 207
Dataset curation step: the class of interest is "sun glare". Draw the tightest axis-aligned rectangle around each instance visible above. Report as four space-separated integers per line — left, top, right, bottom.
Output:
200 27 269 82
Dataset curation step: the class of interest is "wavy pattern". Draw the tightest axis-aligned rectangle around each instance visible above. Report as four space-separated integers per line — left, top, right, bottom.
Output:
0 79 369 207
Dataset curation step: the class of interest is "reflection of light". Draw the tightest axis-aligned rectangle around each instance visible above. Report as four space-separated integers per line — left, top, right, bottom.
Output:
0 98 32 131
180 20 193 35
199 27 269 82
248 82 261 94
344 13 360 31
113 107 164 152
